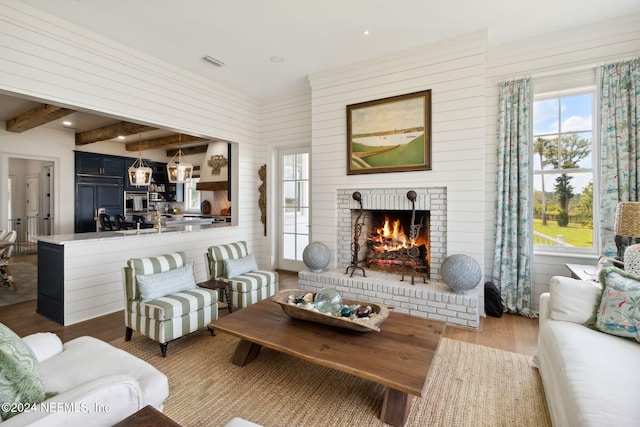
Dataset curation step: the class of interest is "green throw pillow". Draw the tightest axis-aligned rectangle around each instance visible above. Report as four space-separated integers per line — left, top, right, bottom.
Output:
594 267 640 342
0 323 46 420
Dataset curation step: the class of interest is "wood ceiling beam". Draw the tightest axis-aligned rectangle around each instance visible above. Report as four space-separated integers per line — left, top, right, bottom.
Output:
75 122 157 145
196 181 228 191
166 144 208 157
6 104 75 133
126 134 208 151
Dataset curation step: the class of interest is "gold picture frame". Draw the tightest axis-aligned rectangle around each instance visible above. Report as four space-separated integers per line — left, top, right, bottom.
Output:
347 90 431 175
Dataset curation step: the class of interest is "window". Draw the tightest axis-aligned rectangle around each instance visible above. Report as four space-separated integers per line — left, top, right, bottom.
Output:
533 90 596 252
280 150 309 265
184 178 201 212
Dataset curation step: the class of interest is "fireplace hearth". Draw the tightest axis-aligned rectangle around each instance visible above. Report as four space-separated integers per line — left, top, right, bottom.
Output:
309 187 479 329
301 186 481 330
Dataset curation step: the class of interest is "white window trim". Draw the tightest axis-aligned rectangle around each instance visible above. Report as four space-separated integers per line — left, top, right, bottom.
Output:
532 85 599 256
183 177 201 214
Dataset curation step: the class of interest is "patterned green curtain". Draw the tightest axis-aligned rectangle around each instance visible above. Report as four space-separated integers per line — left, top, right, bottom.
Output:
600 58 640 257
492 78 535 318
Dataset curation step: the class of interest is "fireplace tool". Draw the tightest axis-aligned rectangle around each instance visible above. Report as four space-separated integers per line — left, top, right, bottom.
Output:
345 191 367 277
401 190 428 285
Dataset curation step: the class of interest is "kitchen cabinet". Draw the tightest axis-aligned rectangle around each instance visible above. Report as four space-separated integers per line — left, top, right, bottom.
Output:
75 151 124 233
75 178 124 232
75 151 124 177
147 162 183 202
37 241 64 325
166 183 184 202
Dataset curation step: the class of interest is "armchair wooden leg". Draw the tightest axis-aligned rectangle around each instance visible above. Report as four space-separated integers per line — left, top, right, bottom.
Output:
1 265 16 290
0 266 15 290
208 326 215 336
159 342 168 357
125 327 133 341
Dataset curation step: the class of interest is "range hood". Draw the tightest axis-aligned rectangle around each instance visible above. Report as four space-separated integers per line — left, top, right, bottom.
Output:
196 141 229 191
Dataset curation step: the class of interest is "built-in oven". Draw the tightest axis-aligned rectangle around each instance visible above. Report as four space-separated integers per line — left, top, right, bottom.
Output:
124 191 149 218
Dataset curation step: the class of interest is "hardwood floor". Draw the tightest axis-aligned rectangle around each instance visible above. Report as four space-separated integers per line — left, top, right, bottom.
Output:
0 260 539 357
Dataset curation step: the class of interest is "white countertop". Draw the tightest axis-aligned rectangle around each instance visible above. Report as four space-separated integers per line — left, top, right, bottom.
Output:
37 222 230 245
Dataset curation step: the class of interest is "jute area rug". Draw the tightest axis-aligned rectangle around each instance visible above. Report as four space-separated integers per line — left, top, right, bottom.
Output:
111 329 551 427
0 262 37 306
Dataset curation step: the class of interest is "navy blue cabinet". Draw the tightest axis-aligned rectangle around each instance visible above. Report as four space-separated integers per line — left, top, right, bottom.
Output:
166 183 184 202
75 179 124 233
74 152 185 232
37 241 64 325
147 162 183 202
75 152 124 177
75 152 125 233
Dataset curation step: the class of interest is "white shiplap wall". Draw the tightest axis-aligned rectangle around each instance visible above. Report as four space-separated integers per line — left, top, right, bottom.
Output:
261 92 312 268
484 13 640 310
308 31 488 276
0 2 267 251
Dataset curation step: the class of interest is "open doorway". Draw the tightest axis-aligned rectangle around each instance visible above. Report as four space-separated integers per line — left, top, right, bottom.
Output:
8 158 54 254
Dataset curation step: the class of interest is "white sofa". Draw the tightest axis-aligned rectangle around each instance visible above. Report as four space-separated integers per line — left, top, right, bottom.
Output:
1 332 169 426
536 275 640 427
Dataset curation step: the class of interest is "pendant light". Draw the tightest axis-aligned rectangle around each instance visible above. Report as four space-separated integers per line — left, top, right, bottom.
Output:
166 134 193 183
128 133 153 187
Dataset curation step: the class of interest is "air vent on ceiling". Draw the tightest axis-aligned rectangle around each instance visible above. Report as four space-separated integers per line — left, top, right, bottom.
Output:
203 55 225 67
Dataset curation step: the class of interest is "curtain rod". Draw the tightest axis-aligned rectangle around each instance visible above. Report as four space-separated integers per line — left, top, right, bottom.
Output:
495 53 640 84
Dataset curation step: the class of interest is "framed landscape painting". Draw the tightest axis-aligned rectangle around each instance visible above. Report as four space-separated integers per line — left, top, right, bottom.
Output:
347 90 431 175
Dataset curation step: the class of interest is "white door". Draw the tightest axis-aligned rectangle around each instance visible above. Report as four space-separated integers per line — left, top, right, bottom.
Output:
26 175 39 242
278 148 310 271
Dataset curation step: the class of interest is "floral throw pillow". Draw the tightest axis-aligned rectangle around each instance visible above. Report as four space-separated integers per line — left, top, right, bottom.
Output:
596 267 640 343
0 323 46 420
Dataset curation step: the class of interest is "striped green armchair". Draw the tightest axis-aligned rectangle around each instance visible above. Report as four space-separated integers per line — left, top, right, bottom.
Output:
206 241 279 309
123 252 218 357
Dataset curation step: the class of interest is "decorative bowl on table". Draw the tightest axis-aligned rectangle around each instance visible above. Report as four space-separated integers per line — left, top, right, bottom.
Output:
271 289 390 332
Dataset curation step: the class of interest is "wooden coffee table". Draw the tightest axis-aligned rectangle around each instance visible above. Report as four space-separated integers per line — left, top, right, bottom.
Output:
113 405 181 426
209 298 445 427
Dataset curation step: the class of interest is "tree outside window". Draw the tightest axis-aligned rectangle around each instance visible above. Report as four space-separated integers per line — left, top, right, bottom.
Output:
533 92 594 250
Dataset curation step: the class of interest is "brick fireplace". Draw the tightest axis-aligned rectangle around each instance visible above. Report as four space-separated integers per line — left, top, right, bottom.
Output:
299 186 481 329
336 187 446 280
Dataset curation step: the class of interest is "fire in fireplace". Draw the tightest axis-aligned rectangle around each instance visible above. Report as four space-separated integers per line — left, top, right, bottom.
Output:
360 209 430 277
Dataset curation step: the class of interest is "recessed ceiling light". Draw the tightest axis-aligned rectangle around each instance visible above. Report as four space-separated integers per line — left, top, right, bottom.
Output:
270 56 285 63
62 120 72 126
117 135 125 140
363 29 370 36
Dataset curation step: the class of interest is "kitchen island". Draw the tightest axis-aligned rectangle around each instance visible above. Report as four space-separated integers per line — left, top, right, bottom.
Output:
37 222 234 325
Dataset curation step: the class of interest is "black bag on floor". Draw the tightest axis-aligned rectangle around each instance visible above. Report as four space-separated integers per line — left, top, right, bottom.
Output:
484 281 503 318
